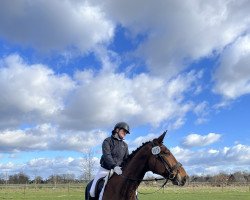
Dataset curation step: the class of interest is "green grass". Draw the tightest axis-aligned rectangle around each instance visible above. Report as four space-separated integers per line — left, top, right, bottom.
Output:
138 186 250 200
0 184 84 200
0 184 249 200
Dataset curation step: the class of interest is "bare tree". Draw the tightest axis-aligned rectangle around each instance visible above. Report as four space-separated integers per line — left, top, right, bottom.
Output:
0 173 6 184
34 176 43 184
82 148 96 181
8 172 29 184
61 173 75 183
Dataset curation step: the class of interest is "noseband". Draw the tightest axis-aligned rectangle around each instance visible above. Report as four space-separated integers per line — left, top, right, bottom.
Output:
151 141 182 181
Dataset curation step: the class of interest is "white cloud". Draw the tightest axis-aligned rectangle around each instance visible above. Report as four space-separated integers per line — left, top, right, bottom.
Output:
0 155 102 179
213 34 250 99
181 143 250 166
0 124 107 153
194 101 209 116
193 101 210 124
0 157 87 179
129 133 158 151
94 0 250 77
171 143 250 175
182 133 221 147
224 144 250 162
0 54 75 129
0 54 201 132
0 54 202 152
0 0 114 52
61 70 199 130
1 0 250 82
0 162 18 173
26 157 85 176
208 149 219 154
171 146 193 164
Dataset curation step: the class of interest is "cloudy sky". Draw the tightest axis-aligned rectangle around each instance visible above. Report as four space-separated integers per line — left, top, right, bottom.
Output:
1 0 250 179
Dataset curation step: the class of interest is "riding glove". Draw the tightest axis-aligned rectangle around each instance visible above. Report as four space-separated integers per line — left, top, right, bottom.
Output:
114 166 122 175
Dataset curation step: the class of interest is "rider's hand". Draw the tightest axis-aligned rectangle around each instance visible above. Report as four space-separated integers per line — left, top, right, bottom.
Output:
114 166 122 175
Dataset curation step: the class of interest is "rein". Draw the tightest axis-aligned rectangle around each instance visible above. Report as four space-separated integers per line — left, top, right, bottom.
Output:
120 174 168 195
138 178 168 195
120 175 165 182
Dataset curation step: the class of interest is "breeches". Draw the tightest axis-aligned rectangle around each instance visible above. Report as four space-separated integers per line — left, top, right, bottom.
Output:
89 167 109 198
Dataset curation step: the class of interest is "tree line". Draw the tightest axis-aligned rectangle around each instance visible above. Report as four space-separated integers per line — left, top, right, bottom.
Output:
1 171 249 185
189 171 250 186
0 172 85 184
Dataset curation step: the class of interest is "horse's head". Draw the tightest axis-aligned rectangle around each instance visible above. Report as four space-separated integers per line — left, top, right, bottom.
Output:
147 132 188 186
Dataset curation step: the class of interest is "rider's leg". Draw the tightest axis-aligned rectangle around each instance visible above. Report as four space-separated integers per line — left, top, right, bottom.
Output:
98 173 109 200
89 167 109 197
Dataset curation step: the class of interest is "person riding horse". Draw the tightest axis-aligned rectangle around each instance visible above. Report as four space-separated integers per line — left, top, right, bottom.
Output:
86 130 188 200
89 122 130 199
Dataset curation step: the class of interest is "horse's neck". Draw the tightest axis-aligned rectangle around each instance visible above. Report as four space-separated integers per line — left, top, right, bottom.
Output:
123 151 148 180
104 148 149 200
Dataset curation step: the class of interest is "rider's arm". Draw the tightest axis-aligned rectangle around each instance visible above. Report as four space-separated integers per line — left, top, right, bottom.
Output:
101 138 116 170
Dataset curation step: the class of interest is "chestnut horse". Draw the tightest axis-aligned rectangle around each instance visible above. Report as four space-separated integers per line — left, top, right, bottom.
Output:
85 132 188 200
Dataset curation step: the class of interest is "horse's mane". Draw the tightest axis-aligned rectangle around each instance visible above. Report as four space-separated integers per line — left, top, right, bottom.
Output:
121 141 151 168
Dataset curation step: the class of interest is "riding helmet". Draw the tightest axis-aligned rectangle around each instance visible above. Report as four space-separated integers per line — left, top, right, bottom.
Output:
114 122 130 134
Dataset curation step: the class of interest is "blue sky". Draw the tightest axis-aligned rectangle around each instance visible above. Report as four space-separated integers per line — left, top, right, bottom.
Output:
0 0 250 179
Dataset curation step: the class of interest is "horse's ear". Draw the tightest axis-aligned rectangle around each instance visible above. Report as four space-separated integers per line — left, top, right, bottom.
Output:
157 130 167 144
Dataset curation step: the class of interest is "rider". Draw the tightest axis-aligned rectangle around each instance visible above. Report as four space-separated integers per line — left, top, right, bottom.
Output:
89 122 130 199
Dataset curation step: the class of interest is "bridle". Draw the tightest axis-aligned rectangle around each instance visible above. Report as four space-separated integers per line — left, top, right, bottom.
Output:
150 141 183 182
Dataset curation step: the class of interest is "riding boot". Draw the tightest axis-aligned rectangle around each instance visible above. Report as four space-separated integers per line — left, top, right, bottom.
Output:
88 196 96 200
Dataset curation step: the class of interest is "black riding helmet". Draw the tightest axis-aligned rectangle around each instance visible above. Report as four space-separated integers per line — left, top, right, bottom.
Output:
114 122 130 134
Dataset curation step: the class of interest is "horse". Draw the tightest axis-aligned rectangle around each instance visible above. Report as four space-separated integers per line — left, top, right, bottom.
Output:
85 132 188 200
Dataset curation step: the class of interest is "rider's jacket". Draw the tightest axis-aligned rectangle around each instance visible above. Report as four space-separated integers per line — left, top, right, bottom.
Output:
100 134 129 170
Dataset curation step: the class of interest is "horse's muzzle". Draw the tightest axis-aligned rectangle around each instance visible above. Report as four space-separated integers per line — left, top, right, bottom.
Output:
173 174 187 186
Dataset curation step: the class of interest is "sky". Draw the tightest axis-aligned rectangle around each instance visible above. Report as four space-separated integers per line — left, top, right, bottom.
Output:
0 0 250 180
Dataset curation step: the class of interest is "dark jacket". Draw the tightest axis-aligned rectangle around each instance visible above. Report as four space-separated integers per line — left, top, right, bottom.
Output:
100 134 129 170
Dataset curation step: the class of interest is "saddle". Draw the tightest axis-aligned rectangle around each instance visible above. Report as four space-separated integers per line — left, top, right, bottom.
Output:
94 178 105 199
88 170 114 200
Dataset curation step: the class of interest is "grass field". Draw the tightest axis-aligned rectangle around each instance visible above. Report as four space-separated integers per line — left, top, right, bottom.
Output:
138 185 250 200
0 184 249 200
